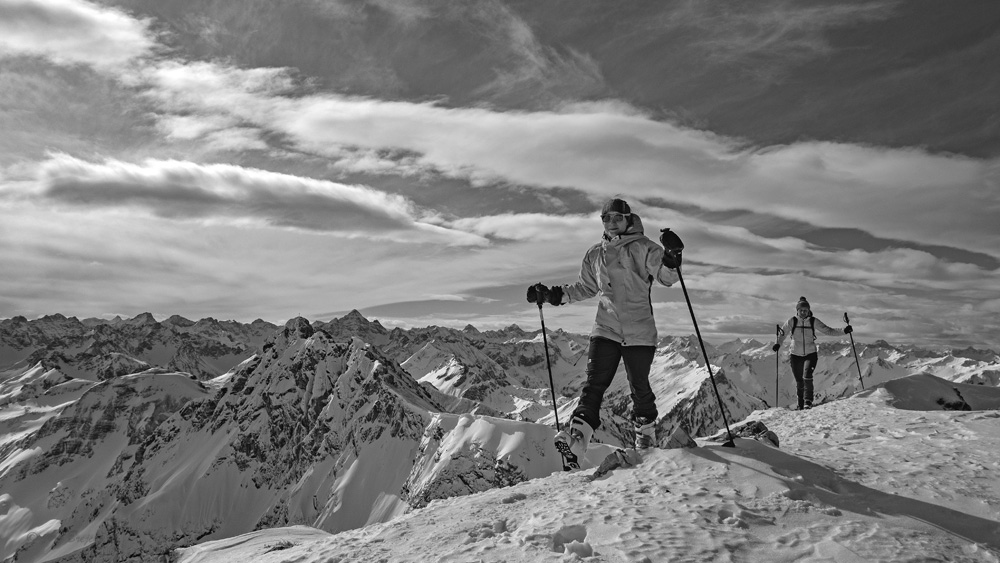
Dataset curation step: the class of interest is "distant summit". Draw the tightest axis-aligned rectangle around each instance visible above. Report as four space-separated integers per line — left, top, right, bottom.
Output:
314 310 389 345
0 314 278 380
124 312 158 326
165 314 196 327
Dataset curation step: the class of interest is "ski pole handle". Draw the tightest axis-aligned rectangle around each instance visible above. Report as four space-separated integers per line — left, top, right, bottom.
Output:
843 312 850 324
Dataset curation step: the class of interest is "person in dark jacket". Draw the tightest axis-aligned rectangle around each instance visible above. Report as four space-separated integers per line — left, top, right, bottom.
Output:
772 296 853 409
528 198 681 459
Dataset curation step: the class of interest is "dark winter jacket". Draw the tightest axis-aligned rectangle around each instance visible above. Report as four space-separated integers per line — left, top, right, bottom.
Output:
560 214 678 346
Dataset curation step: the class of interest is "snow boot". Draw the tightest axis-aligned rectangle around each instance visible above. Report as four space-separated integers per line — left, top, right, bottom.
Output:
633 416 656 450
554 416 593 470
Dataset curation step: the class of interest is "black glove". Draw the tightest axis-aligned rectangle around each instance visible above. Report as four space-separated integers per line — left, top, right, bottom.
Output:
526 283 547 304
772 343 780 352
526 283 564 306
844 325 853 334
662 249 682 269
546 285 564 306
659 228 684 269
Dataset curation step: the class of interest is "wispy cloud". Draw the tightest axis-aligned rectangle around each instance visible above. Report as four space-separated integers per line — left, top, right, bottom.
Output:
0 0 156 68
447 213 594 242
646 0 900 82
6 154 486 245
695 2 898 60
465 1 606 103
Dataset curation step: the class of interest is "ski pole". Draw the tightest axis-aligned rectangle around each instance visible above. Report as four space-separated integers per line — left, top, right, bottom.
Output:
675 266 736 447
536 300 561 432
775 324 783 407
844 312 864 390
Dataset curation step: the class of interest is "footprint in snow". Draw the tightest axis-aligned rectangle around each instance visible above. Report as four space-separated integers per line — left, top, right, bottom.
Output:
464 519 509 543
500 492 527 504
550 524 590 555
718 506 775 528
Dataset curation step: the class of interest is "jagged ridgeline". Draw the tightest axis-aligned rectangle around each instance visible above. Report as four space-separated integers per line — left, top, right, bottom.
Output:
1 312 998 561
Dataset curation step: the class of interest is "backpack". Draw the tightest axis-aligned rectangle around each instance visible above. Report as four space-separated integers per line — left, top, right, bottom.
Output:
791 316 815 336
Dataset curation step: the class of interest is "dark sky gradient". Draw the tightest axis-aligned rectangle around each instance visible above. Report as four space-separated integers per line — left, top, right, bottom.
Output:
109 0 1000 157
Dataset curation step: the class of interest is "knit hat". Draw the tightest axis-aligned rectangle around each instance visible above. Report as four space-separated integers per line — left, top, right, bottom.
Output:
601 198 631 216
796 296 811 310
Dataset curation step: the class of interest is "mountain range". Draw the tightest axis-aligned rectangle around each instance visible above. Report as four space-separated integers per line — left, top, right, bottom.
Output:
1 311 998 561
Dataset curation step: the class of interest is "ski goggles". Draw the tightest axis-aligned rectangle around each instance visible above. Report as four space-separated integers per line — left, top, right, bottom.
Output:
601 213 630 223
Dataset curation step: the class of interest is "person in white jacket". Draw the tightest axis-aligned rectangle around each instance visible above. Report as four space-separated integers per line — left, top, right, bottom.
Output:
527 198 681 459
772 296 853 410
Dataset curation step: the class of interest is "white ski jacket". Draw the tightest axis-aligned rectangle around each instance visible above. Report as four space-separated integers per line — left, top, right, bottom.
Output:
560 215 678 346
776 314 844 357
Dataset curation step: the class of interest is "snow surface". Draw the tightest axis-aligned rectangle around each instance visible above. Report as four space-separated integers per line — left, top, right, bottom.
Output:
175 382 1000 563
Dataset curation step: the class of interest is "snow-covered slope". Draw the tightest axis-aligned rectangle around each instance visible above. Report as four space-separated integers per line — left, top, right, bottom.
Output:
0 319 606 561
0 368 210 562
174 381 1000 563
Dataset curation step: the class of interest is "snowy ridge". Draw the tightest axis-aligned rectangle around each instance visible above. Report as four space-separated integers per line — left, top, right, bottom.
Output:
174 387 1000 563
0 364 80 408
1 312 999 561
402 412 615 512
0 318 595 561
0 314 277 381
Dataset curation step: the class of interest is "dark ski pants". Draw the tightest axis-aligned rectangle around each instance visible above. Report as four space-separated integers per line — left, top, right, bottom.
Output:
790 352 818 408
572 336 657 430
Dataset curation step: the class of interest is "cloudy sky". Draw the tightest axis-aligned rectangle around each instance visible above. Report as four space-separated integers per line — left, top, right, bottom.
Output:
1 0 998 349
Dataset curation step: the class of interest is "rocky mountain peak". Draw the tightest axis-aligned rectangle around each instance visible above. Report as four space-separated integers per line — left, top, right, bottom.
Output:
166 315 196 327
481 324 527 341
952 346 999 362
40 313 68 322
312 310 389 346
343 309 367 320
282 316 314 341
659 335 710 360
125 312 159 326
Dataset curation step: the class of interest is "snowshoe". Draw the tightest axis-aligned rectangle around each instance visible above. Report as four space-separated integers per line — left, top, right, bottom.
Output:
554 416 593 471
554 441 580 471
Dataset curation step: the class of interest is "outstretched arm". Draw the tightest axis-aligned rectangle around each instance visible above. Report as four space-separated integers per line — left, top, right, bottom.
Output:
814 317 848 337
